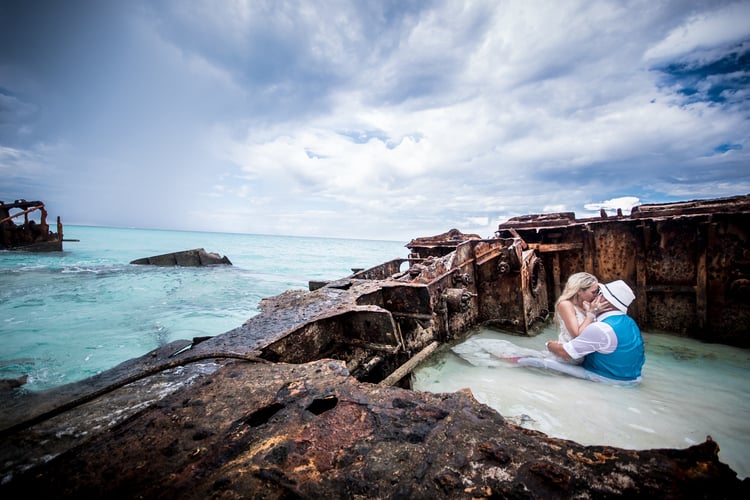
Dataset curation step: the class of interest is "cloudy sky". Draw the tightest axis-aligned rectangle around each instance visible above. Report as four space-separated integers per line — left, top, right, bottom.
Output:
1 0 749 241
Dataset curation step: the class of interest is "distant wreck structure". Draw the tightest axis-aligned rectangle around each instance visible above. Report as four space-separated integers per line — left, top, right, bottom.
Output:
497 194 750 347
0 199 64 252
130 248 232 266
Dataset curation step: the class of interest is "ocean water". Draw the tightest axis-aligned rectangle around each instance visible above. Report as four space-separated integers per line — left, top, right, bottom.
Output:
412 327 750 480
0 225 407 390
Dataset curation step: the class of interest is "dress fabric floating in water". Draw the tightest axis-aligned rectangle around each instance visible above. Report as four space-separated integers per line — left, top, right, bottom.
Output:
451 338 640 385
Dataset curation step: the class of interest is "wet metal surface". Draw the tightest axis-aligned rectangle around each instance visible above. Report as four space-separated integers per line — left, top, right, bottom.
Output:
497 195 750 346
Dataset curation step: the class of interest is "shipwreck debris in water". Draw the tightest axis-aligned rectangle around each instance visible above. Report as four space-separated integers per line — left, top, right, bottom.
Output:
0 195 748 497
0 199 65 252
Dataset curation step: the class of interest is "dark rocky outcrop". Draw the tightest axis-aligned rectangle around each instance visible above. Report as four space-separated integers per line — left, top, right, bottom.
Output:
0 375 27 392
130 248 232 266
1 358 746 499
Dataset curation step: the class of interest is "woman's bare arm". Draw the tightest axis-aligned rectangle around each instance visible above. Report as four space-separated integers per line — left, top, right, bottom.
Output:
558 300 594 338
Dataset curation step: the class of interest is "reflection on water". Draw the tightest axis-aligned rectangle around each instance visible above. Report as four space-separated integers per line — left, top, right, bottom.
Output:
412 325 750 480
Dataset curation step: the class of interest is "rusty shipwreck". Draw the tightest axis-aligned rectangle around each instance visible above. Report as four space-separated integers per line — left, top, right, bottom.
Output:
1 194 748 498
0 199 65 252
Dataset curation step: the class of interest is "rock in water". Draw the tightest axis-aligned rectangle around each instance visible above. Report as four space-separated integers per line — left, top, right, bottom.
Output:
130 248 232 266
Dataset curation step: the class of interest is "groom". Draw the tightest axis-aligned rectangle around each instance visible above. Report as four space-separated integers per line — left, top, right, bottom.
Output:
546 280 645 382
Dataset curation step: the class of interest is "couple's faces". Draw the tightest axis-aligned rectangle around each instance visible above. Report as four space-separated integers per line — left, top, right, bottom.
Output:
580 283 600 302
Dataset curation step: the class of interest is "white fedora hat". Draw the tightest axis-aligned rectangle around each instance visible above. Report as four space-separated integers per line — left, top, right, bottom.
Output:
600 280 635 313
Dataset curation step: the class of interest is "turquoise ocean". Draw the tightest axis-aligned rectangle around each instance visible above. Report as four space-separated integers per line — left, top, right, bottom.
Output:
1 225 748 478
0 225 406 390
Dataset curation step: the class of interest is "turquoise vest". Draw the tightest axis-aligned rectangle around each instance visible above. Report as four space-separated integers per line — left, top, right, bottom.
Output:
583 314 645 381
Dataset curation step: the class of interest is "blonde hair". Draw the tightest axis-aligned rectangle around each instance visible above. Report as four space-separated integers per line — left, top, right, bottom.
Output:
556 272 598 305
555 272 598 323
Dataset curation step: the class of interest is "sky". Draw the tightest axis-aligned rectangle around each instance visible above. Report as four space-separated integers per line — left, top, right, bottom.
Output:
1 0 749 242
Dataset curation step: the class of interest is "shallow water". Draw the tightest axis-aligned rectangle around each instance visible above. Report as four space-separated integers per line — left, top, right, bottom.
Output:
412 326 750 480
0 225 406 390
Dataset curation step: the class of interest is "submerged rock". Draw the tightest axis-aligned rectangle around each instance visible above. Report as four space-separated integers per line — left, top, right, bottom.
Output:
0 375 27 392
130 248 232 266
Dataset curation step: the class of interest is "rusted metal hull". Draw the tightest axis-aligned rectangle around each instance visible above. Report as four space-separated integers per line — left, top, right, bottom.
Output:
0 199 63 252
497 194 750 347
248 231 548 385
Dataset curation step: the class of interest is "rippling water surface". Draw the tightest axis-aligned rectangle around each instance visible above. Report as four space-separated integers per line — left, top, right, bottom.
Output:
0 225 406 390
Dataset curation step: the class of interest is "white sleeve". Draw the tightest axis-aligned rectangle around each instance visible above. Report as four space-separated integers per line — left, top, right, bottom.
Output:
562 322 617 360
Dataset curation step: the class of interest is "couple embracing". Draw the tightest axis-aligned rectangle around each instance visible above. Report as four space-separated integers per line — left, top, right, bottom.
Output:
544 273 645 383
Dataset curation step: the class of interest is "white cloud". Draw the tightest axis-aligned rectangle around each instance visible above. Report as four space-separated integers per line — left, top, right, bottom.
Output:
644 1 750 62
584 197 641 215
1 0 748 241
